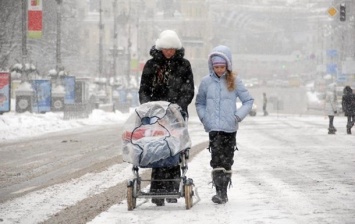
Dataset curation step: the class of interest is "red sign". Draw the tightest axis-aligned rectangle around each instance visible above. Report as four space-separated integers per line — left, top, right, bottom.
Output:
28 0 42 39
0 72 10 89
28 11 42 31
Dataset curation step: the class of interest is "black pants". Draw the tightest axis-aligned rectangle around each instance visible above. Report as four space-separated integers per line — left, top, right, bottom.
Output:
263 105 268 115
150 165 181 193
328 115 334 127
209 131 237 170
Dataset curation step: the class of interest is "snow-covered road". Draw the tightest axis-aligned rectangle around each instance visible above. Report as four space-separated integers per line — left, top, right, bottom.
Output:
1 112 355 224
89 115 355 224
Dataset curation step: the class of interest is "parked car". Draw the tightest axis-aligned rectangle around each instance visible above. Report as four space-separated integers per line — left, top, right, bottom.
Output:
236 101 257 116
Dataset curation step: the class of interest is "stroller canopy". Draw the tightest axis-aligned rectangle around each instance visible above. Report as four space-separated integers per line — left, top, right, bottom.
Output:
122 101 191 167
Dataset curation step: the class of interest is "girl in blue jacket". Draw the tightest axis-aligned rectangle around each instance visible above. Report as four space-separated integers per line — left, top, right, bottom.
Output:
195 45 254 204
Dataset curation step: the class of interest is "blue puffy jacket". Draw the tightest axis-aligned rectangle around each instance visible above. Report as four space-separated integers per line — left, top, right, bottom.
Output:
195 45 254 133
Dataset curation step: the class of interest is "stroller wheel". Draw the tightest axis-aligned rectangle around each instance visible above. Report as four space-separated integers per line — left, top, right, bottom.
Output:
127 181 136 211
184 184 193 209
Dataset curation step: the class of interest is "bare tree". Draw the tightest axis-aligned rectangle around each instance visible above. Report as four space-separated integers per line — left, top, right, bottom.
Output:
0 1 21 70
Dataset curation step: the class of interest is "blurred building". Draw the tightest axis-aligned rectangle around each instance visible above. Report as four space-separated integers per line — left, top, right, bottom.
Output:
73 0 211 84
1 0 353 87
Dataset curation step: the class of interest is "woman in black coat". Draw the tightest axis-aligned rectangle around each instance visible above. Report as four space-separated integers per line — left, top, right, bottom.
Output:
342 86 355 134
138 30 195 206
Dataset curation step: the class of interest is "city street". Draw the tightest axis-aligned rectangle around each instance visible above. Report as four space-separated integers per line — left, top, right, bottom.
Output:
89 114 355 224
0 124 122 202
1 1 355 223
1 109 354 223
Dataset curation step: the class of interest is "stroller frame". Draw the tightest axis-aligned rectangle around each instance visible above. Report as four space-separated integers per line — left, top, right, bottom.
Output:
126 149 194 210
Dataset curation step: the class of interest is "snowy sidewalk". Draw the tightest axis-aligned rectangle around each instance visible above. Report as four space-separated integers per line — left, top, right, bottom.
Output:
1 113 354 224
89 114 355 224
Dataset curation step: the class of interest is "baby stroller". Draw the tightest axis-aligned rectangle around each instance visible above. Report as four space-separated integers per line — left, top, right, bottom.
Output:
122 101 194 210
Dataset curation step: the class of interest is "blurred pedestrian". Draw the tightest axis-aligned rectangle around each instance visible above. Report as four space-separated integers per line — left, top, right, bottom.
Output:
195 45 254 204
263 92 268 116
341 86 355 134
138 30 195 206
324 83 337 134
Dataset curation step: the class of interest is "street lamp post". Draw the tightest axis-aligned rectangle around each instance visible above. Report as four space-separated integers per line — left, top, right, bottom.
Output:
99 0 104 78
113 0 118 79
127 1 132 80
56 0 63 71
21 0 28 66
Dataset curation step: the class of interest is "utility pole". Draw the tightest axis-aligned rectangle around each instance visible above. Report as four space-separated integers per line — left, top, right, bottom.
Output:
113 0 118 79
99 0 104 78
56 0 62 71
127 0 131 80
21 0 27 66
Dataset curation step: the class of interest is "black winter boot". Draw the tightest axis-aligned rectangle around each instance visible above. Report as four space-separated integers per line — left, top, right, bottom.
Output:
221 173 231 202
328 116 336 134
211 170 224 204
328 126 336 134
331 125 337 132
212 186 224 204
347 122 352 134
211 170 231 204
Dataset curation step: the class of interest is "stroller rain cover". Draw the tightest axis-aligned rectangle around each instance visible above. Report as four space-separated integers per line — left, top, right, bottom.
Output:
122 101 191 167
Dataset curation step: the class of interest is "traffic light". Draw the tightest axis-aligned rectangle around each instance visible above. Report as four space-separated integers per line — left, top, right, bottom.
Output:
340 3 346 22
